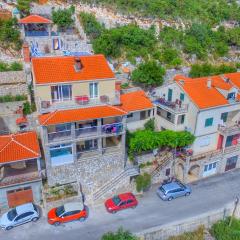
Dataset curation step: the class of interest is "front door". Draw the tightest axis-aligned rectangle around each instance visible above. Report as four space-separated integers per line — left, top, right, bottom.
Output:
225 156 238 171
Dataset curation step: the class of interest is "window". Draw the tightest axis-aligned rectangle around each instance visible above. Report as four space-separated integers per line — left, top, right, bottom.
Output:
178 115 185 125
167 112 172 120
55 123 71 132
221 112 228 123
147 110 151 117
89 82 99 98
180 93 185 101
225 156 238 171
140 111 147 120
165 168 170 176
15 212 34 221
51 85 72 102
205 118 213 127
227 92 235 100
167 88 173 102
156 107 162 116
127 113 133 118
126 200 133 204
119 201 126 206
204 162 217 172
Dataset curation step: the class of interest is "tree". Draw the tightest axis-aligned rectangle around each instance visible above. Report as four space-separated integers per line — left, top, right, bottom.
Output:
131 61 165 87
135 173 151 192
52 6 75 30
101 228 138 240
17 0 31 16
144 118 155 131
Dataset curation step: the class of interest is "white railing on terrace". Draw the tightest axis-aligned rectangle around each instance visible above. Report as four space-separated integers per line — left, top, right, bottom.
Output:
38 91 121 113
47 122 124 143
151 96 188 114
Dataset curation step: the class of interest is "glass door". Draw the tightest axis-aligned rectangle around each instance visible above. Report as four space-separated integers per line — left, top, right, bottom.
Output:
51 85 72 102
89 82 99 99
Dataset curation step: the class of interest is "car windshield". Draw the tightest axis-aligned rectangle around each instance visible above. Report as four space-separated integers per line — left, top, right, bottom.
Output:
178 183 186 189
159 186 166 194
112 195 121 205
55 205 65 217
7 208 17 221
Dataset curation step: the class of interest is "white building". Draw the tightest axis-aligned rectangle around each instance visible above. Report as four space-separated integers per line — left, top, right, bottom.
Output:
153 72 240 182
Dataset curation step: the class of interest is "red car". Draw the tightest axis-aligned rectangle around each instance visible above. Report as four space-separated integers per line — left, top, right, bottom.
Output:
104 192 138 213
48 202 88 226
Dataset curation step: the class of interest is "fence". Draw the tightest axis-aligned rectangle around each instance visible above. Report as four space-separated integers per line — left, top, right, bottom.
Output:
137 201 238 240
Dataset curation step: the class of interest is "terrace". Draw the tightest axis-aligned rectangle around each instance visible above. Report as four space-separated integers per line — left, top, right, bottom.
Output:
0 160 41 187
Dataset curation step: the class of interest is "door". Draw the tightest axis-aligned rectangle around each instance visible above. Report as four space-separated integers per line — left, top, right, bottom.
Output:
225 156 238 171
126 199 135 208
14 212 35 226
174 188 185 197
217 135 224 150
89 83 99 99
7 187 33 208
61 210 80 223
167 89 173 102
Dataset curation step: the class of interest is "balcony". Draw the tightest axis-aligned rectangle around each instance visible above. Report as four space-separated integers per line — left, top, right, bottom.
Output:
0 160 41 188
38 91 120 114
218 122 240 135
152 97 188 114
47 122 124 143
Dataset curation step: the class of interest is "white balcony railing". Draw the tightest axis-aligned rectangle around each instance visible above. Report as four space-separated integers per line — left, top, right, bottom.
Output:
38 91 121 113
47 122 124 143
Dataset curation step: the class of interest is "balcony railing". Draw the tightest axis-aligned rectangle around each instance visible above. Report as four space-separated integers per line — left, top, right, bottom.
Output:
218 122 240 135
38 91 120 113
152 97 188 114
47 122 124 143
25 31 49 37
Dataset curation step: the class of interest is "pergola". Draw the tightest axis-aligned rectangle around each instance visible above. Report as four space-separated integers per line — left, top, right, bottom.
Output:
18 14 53 37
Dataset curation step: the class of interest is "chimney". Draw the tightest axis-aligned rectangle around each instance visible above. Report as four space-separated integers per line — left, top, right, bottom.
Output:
179 80 185 86
207 79 212 88
74 57 82 72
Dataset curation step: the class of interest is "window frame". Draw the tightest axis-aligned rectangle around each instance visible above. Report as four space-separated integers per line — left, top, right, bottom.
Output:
205 117 213 127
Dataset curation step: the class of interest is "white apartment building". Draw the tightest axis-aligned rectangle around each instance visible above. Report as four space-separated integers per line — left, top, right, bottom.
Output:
153 72 240 182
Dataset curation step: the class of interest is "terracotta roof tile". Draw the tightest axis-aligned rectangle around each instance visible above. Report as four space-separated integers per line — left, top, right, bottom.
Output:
0 131 40 163
38 105 127 126
174 74 239 109
32 55 115 84
18 14 52 24
118 90 153 112
225 72 240 88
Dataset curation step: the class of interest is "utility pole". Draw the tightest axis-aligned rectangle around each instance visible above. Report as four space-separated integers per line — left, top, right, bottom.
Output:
229 196 239 227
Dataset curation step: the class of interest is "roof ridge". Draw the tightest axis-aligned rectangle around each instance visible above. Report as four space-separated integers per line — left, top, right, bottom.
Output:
41 110 59 125
109 104 128 114
12 138 39 157
0 137 13 153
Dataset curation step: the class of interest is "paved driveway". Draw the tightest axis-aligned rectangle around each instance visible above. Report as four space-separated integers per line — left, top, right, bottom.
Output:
1 169 240 240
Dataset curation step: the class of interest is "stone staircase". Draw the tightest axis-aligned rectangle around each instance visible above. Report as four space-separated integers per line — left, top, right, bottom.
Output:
93 165 139 201
151 152 173 182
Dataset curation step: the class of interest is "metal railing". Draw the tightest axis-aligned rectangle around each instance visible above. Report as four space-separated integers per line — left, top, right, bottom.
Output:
47 122 124 143
38 91 121 113
152 96 188 114
218 123 240 135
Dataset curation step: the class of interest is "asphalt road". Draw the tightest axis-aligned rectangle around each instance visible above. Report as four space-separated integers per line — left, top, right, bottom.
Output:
1 169 240 240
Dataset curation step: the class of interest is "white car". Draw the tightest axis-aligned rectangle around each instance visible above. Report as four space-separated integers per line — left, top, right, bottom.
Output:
0 203 40 230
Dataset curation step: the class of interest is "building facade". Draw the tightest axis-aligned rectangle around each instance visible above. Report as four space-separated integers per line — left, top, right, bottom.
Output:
32 55 152 202
153 73 240 182
0 131 42 209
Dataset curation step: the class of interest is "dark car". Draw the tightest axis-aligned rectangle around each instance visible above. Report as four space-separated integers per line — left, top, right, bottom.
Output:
105 192 138 213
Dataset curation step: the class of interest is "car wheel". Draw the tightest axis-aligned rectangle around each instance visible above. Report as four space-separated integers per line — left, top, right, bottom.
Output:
132 205 137 209
79 217 86 222
111 210 117 214
53 222 60 226
168 197 173 201
32 217 39 222
185 192 190 197
6 226 13 231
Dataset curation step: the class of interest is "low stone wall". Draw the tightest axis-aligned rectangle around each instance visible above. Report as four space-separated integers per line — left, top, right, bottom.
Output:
137 201 239 240
136 152 155 165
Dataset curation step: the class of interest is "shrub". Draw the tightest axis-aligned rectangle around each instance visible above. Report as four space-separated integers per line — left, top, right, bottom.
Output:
144 118 155 131
121 83 129 89
0 94 27 103
0 61 23 72
23 101 31 115
135 173 151 192
101 228 138 240
210 217 240 240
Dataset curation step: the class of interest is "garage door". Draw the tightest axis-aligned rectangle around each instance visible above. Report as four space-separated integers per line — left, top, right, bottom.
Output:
7 187 33 208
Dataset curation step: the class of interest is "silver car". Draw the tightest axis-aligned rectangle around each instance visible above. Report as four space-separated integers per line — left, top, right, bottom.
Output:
157 181 191 201
0 203 40 230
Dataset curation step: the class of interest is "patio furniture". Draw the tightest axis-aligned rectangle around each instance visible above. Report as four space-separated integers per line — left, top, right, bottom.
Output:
75 95 89 105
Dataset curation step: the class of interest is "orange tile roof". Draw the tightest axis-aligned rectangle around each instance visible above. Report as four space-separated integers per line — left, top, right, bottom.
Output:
39 105 127 126
0 131 40 163
118 90 153 112
225 72 240 88
174 74 237 109
32 55 115 84
18 14 52 24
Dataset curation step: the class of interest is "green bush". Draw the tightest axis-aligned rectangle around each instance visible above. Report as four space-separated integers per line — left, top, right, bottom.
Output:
135 173 151 192
131 60 165 87
52 6 75 29
0 94 27 103
79 12 104 40
102 228 138 240
144 118 155 131
211 217 240 240
0 61 23 72
120 83 129 89
189 63 237 78
23 101 31 115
